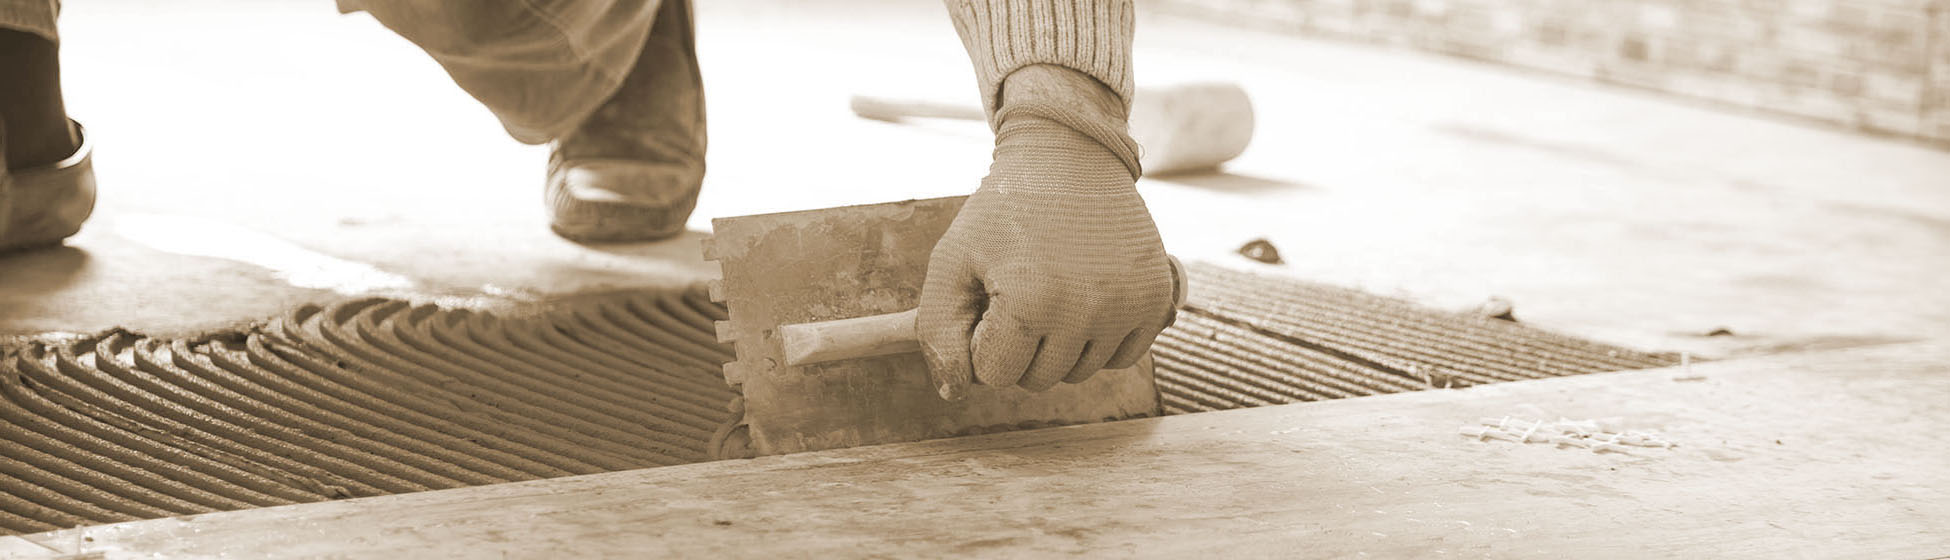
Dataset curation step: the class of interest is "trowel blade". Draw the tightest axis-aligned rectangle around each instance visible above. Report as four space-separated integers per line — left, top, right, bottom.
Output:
702 196 1161 457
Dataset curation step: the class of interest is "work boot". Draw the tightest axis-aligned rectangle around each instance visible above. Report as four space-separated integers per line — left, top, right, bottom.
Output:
545 0 705 243
0 119 95 252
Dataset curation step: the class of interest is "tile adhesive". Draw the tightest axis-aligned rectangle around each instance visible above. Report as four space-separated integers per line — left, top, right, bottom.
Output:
0 263 1676 534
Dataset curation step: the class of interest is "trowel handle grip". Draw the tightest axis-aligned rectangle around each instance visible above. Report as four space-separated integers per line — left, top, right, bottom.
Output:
780 256 1190 367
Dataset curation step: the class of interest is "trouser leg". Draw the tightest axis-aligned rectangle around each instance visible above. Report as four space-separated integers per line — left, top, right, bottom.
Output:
0 0 79 171
0 0 92 251
339 0 664 144
0 0 55 42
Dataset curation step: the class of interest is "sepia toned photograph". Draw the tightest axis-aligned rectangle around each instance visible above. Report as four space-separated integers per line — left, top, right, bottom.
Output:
0 0 1945 557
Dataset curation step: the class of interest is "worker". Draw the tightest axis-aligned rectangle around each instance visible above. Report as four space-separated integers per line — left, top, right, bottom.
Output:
0 0 1176 400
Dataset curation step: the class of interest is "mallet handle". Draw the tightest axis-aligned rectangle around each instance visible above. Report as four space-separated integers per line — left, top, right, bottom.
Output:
781 256 1190 367
848 95 988 122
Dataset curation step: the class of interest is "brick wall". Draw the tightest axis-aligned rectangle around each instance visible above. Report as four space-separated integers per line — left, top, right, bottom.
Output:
1149 0 1950 146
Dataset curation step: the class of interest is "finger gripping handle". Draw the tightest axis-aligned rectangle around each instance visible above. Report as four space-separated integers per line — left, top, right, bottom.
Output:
779 256 1189 367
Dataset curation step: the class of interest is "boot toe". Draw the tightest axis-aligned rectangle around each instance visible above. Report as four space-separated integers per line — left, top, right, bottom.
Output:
546 159 701 243
1 121 96 253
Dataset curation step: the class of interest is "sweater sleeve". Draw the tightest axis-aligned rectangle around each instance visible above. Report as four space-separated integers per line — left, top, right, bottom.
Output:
942 0 1136 125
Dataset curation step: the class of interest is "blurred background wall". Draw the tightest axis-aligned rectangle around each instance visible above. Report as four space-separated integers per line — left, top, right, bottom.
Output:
1148 0 1950 146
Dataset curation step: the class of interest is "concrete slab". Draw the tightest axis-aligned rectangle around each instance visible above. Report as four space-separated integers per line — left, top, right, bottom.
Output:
14 341 1946 559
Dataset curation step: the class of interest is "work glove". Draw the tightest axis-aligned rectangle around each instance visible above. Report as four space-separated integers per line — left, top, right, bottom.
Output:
916 92 1177 401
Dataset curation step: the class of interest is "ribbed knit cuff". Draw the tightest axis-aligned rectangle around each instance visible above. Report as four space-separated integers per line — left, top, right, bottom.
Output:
944 0 1135 127
996 101 1142 180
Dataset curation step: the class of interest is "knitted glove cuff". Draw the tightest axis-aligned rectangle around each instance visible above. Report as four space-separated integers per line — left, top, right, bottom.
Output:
994 101 1143 181
945 0 1136 122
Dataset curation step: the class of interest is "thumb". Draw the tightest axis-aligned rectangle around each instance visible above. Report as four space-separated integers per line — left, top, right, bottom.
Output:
915 254 980 402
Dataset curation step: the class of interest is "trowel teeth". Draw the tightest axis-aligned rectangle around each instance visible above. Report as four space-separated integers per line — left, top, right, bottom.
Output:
697 233 740 387
706 279 726 303
722 362 750 386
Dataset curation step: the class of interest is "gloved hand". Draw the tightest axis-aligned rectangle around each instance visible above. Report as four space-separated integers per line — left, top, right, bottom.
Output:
916 67 1176 401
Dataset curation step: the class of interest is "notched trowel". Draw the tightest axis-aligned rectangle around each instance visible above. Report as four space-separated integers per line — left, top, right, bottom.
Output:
702 196 1186 458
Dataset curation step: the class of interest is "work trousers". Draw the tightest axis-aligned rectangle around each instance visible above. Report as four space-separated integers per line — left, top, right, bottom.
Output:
1 0 666 144
5 0 1140 144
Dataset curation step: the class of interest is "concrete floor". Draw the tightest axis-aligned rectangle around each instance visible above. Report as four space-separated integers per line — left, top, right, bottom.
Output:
3 0 1946 359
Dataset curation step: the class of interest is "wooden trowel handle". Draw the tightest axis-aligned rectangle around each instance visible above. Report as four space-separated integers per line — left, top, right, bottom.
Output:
780 256 1190 367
